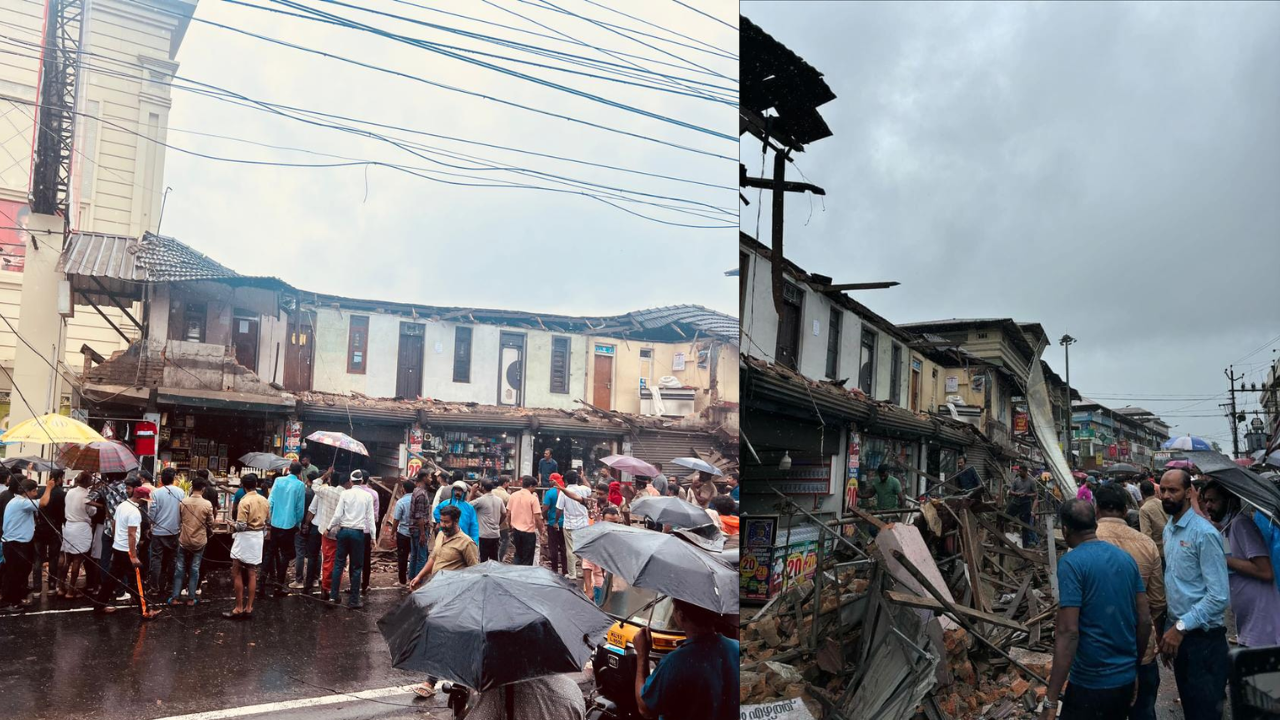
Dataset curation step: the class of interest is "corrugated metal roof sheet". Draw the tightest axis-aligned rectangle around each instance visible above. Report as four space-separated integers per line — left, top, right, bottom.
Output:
624 305 737 343
61 231 241 283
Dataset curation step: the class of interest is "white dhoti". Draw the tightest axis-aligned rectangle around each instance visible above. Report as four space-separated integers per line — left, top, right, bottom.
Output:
230 529 265 566
61 520 93 555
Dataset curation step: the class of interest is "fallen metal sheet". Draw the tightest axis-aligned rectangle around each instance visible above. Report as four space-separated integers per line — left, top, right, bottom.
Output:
1026 357 1077 497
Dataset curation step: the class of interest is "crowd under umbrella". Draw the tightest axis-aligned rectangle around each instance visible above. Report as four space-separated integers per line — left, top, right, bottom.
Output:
237 452 292 473
570 521 738 615
377 561 612 691
58 441 139 475
0 456 64 472
1184 450 1280 522
305 431 368 470
629 496 714 529
598 454 661 478
669 456 723 476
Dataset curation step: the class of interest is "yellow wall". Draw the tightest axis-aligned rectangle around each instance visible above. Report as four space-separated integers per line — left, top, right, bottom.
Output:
584 337 739 416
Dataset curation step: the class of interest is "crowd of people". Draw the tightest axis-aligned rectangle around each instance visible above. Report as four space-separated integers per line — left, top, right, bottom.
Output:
1043 468 1280 720
0 449 740 718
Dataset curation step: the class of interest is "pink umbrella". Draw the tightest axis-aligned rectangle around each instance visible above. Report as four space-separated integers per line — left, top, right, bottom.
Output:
599 454 661 477
58 441 139 474
1234 457 1256 468
1164 460 1193 470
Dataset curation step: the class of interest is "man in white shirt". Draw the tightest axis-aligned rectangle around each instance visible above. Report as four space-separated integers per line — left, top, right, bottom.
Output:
326 472 376 609
556 470 592 584
94 485 160 616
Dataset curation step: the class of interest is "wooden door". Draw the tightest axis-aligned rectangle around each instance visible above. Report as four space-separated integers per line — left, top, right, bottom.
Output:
284 315 314 392
396 323 425 399
593 353 613 410
232 315 259 371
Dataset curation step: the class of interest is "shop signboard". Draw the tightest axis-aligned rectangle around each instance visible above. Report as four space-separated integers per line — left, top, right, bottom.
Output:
741 463 831 495
945 376 959 393
1013 413 1029 434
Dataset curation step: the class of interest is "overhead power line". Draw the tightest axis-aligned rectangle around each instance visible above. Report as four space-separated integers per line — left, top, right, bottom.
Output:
112 0 736 161
670 0 739 32
4 95 735 229
0 34 733 225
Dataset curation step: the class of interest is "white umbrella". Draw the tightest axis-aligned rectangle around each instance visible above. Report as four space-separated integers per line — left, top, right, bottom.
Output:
670 456 723 476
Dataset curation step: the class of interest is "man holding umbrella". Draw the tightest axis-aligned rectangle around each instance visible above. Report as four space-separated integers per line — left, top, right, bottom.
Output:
634 598 738 720
408 503 479 699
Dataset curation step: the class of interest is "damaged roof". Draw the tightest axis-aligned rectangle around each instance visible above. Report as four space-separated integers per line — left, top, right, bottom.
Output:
60 231 291 304
740 15 836 149
305 292 739 345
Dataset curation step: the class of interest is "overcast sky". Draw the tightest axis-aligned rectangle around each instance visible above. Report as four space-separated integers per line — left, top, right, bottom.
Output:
159 1 737 318
742 1 1280 447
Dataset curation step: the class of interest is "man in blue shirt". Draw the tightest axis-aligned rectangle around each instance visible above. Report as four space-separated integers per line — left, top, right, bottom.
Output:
1158 469 1230 720
391 480 414 586
634 598 737 720
542 475 566 575
433 480 479 544
149 468 186 596
265 462 307 596
538 449 558 488
1042 498 1150 720
2 478 55 610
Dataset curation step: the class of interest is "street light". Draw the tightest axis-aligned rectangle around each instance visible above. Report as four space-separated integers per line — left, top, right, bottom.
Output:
1060 334 1077 469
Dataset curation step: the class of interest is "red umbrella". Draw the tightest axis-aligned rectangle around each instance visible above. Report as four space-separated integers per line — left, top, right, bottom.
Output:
1234 457 1256 468
58 441 139 474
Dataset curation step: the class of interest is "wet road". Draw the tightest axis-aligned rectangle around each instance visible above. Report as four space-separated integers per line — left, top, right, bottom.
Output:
0 586 462 720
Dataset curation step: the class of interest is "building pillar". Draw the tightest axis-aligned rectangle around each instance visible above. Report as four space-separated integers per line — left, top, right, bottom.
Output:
519 430 534 476
10 213 68 455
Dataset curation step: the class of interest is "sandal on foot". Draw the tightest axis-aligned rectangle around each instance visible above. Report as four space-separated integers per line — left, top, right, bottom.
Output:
222 610 244 620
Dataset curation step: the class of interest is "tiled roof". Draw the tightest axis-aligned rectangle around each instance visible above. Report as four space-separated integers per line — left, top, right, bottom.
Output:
61 232 244 283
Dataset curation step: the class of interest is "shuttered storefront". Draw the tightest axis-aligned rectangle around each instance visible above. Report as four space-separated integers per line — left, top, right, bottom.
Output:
629 429 720 471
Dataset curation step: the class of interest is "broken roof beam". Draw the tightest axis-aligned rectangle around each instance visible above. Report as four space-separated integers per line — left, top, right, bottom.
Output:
813 282 901 292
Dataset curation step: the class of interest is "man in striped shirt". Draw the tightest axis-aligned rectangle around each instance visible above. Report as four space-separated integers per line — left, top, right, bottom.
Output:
305 473 344 597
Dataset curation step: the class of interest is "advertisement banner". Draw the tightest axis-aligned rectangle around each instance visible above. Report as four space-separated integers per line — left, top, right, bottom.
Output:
409 424 423 454
284 420 302 457
0 199 29 273
1013 413 1029 434
845 429 861 510
740 547 772 601
769 542 819 596
742 462 832 495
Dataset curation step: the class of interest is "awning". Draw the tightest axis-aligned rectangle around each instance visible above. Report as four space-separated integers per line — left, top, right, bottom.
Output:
629 429 720 469
83 384 295 414
300 401 414 426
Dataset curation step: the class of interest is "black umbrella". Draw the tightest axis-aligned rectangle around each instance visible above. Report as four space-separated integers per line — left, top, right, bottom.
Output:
376 561 611 691
1103 463 1142 476
571 522 738 614
629 496 714 529
238 452 292 472
1185 451 1280 521
0 456 63 472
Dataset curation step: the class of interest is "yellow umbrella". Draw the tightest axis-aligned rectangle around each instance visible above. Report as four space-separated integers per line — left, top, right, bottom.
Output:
1 413 107 445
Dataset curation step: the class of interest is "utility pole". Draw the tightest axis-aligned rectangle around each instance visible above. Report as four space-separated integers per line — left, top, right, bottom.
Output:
30 0 84 227
1226 365 1242 458
1060 334 1076 469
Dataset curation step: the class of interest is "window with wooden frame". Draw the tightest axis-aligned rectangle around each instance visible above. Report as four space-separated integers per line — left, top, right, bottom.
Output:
775 282 803 371
453 326 473 383
550 336 570 393
825 306 842 380
347 315 368 374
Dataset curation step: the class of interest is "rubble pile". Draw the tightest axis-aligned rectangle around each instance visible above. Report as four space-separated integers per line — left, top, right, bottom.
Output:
741 492 1065 720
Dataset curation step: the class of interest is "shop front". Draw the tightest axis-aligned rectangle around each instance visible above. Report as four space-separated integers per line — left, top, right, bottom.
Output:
531 416 626 485
420 414 527 483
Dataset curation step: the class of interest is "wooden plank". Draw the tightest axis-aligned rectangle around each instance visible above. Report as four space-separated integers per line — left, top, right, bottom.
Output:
973 512 1047 563
884 590 1030 634
889 550 1048 686
1004 575 1032 621
844 503 888 531
958 509 990 613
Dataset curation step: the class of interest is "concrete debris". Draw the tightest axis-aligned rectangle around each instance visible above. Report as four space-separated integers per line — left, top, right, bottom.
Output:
741 493 1063 720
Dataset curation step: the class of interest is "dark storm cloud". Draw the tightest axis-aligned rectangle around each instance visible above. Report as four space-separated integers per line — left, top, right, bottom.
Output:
742 1 1280 442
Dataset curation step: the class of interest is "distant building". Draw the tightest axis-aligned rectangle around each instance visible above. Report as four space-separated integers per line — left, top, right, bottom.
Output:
1072 400 1171 470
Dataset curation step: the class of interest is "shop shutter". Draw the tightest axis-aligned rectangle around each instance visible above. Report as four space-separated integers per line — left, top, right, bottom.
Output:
629 430 720 474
